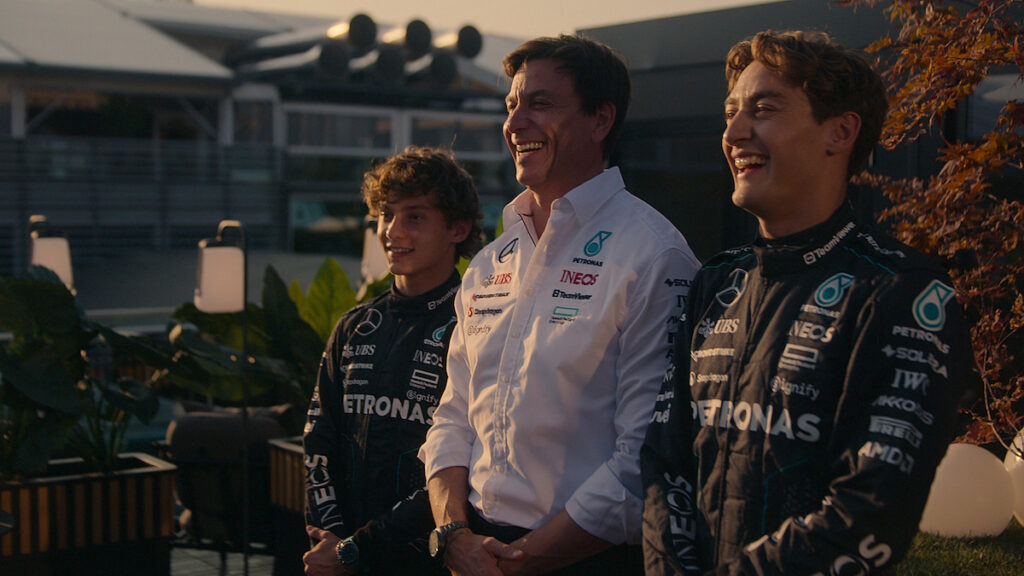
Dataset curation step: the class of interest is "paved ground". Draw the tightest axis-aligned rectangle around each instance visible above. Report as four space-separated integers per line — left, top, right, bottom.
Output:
172 547 277 576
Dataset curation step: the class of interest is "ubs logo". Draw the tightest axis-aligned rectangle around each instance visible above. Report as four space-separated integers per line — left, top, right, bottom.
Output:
481 273 512 288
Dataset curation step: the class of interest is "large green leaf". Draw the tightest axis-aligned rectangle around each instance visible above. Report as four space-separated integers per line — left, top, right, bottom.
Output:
262 266 324 395
172 303 271 355
300 258 356 343
0 345 89 415
0 273 80 338
100 378 160 424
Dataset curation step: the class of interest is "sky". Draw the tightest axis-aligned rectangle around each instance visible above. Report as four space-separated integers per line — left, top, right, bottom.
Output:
197 0 780 38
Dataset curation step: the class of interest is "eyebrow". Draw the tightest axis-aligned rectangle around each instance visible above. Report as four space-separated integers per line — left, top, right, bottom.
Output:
506 88 556 105
724 89 785 107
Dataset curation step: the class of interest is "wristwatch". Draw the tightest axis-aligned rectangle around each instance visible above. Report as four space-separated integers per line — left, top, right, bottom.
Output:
428 521 469 558
335 537 364 569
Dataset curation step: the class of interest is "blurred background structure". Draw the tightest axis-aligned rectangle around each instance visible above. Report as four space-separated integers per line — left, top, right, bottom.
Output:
1 0 1020 310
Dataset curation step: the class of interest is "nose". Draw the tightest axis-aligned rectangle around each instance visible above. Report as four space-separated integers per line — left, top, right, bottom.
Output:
505 103 526 134
722 111 751 147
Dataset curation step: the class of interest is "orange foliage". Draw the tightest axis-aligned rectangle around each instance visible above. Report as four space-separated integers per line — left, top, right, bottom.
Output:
840 0 1024 449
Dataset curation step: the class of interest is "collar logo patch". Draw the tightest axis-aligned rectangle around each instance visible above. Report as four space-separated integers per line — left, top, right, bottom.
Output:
814 273 854 307
913 280 955 331
584 231 612 257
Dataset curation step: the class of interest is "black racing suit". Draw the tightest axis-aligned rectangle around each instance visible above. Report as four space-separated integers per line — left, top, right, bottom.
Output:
642 207 976 575
304 272 460 574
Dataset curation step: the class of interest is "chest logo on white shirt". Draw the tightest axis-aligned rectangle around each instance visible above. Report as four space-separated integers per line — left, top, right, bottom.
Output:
584 231 612 257
481 273 513 288
560 270 599 286
498 238 518 263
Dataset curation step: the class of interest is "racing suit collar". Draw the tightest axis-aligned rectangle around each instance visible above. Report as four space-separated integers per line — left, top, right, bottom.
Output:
753 204 858 277
387 270 461 315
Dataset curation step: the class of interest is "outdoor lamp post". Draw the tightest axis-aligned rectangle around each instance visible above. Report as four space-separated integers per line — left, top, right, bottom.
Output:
194 219 253 576
28 214 73 291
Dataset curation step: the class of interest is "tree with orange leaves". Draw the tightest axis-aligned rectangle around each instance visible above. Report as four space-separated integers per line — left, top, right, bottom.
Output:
839 0 1023 450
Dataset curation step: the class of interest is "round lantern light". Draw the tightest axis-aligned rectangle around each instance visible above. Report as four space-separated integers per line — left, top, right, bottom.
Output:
1004 429 1024 526
919 443 1013 537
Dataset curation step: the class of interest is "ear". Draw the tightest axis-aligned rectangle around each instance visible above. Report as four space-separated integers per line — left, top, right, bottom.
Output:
591 101 616 144
448 219 472 245
825 111 861 156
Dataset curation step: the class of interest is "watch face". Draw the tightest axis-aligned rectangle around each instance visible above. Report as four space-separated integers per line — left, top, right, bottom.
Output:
428 529 442 557
337 540 360 565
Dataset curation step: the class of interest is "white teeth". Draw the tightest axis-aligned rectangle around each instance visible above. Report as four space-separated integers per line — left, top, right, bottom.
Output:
734 155 766 168
516 142 543 152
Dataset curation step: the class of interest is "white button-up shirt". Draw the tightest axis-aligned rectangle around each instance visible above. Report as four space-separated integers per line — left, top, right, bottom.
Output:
419 168 700 544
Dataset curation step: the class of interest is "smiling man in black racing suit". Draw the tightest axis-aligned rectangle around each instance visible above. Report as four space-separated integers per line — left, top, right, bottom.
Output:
303 146 482 575
641 31 977 575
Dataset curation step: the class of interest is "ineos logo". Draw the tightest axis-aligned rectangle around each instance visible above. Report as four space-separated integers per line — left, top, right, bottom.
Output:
355 308 383 335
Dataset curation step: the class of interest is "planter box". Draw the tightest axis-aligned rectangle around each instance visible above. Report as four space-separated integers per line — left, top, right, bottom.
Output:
0 452 176 576
269 436 306 576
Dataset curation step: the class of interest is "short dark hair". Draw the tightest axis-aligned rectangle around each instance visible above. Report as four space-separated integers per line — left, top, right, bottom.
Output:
726 30 888 177
362 146 483 260
503 34 631 161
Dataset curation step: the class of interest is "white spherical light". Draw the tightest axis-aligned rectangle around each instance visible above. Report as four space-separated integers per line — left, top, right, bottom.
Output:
919 443 1013 537
1004 429 1024 526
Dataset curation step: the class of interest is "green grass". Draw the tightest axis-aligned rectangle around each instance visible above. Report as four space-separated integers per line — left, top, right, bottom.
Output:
894 518 1024 575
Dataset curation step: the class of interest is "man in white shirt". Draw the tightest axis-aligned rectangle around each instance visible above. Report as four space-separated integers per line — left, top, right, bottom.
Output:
418 34 700 576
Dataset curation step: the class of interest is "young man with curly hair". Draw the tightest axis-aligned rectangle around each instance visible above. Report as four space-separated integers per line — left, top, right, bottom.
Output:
642 30 976 575
304 146 482 575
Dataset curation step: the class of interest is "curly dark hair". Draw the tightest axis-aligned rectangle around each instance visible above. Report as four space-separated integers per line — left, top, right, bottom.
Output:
726 30 888 177
361 146 483 260
503 34 631 162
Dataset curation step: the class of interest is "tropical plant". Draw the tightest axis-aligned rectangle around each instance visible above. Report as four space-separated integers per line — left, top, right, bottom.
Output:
0 267 159 481
840 0 1024 452
139 258 378 435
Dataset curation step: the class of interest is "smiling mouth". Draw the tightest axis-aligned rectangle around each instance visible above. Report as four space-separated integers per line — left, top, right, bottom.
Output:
515 142 543 153
733 155 767 172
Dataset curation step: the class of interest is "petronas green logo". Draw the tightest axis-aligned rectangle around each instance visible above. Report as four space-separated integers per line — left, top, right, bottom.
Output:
584 231 612 257
913 280 955 331
814 273 854 307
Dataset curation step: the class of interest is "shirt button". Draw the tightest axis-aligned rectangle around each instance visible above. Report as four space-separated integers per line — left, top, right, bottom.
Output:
494 465 504 473
511 330 520 339
501 375 509 383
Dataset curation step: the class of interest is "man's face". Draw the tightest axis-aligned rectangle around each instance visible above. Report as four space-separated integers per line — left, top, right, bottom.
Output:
376 193 464 295
503 59 604 197
723 61 838 236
